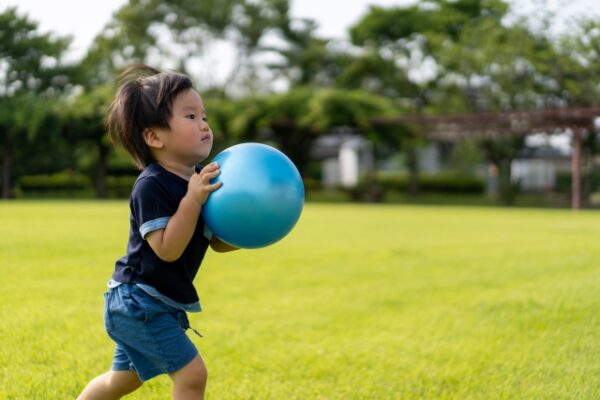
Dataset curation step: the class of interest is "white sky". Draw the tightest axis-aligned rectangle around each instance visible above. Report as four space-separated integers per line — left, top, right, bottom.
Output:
4 0 599 62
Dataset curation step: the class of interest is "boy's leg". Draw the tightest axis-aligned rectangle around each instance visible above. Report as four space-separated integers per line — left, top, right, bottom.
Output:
170 355 208 400
77 370 142 400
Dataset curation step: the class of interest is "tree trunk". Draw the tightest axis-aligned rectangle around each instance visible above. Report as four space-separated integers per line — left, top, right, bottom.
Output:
571 128 582 210
96 141 109 198
406 144 419 196
2 136 11 199
498 159 516 206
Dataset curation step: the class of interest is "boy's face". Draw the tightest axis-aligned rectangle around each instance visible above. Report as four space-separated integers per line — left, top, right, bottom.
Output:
159 88 214 166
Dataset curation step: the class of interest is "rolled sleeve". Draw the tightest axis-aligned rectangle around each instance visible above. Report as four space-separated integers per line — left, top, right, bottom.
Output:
140 217 170 239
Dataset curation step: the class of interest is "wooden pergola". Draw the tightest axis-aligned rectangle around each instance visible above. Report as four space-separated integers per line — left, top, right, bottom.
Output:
370 106 600 209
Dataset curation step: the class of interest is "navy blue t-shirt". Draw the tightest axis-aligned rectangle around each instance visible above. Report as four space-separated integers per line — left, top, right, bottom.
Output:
112 162 210 305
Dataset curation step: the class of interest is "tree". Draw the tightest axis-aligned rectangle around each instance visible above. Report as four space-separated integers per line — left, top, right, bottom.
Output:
334 50 417 100
62 85 115 197
347 1 588 202
77 0 266 91
230 87 400 175
79 0 354 95
554 18 600 106
0 7 72 198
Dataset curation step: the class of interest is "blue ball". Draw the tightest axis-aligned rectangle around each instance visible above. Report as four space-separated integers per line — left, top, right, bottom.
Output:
203 143 305 249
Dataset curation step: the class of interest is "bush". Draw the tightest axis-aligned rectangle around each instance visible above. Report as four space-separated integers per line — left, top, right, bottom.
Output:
377 172 484 194
107 175 137 198
302 177 322 192
16 171 93 198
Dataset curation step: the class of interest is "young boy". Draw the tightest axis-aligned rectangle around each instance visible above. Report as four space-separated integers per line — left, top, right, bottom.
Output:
78 64 236 400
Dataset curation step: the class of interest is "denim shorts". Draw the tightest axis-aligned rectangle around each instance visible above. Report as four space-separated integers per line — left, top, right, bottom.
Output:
103 283 198 381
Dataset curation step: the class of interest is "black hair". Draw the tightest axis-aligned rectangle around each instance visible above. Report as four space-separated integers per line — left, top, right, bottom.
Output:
106 64 193 168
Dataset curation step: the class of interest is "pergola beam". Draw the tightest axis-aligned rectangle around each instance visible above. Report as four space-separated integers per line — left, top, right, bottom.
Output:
370 106 600 209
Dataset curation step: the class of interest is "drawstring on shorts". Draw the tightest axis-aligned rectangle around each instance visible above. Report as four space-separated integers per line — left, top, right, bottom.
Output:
176 310 204 338
189 326 204 338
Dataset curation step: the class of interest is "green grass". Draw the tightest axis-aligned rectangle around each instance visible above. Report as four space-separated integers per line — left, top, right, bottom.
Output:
1 201 600 399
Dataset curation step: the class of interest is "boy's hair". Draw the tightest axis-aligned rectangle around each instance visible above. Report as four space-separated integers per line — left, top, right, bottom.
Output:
107 64 193 169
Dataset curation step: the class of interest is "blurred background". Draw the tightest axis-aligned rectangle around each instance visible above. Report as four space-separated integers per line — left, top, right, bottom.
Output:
2 0 600 209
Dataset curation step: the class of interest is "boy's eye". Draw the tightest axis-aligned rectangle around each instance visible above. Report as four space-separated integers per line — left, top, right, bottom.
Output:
186 114 195 119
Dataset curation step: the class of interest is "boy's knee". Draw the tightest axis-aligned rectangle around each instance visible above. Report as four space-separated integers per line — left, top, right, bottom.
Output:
107 371 143 394
172 357 208 393
200 364 208 386
190 362 208 390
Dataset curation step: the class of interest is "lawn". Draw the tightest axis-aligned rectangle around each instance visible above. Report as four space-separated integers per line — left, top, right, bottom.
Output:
1 201 600 399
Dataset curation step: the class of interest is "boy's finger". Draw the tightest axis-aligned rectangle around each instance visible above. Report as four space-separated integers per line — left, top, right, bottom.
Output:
195 162 218 174
201 174 219 183
203 170 220 179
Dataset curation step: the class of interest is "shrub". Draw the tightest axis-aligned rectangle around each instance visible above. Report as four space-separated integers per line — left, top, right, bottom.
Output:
16 172 93 198
377 172 484 194
107 175 137 198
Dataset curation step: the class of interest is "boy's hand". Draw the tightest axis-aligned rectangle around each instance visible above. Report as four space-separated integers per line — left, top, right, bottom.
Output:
188 162 222 205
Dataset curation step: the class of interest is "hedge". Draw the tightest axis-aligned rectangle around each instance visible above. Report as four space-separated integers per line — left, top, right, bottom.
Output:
17 172 93 198
107 175 137 198
16 172 137 198
377 172 484 194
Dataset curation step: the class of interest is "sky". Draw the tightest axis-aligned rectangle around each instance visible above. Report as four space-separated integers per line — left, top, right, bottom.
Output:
2 0 412 61
5 0 600 62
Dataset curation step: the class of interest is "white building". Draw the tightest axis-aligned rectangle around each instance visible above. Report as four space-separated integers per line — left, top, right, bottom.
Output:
511 133 572 192
311 129 374 189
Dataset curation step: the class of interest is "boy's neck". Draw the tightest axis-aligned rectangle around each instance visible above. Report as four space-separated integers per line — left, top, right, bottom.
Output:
157 160 194 181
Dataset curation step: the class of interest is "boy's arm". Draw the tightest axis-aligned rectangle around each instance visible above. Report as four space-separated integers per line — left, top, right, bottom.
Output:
146 195 202 262
210 236 239 253
147 163 221 262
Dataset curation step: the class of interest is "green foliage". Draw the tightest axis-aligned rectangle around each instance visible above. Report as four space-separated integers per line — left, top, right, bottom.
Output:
334 50 417 100
3 202 600 398
260 87 313 129
63 85 113 141
230 87 398 136
376 171 485 194
15 172 136 199
0 7 73 198
301 89 397 134
79 0 280 87
203 98 241 149
350 0 508 48
449 139 486 174
266 29 343 87
555 18 600 106
3 0 600 204
16 171 93 198
0 7 72 96
348 0 574 113
106 175 137 198
227 87 403 174
61 85 117 198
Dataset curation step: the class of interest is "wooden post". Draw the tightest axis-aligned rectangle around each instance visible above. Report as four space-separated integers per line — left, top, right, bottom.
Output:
572 128 582 210
2 137 10 199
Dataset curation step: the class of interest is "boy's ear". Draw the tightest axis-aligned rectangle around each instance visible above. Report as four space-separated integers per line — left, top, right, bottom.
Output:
143 128 164 149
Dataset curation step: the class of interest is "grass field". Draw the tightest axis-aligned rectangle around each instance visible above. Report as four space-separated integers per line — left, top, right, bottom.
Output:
1 201 600 399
